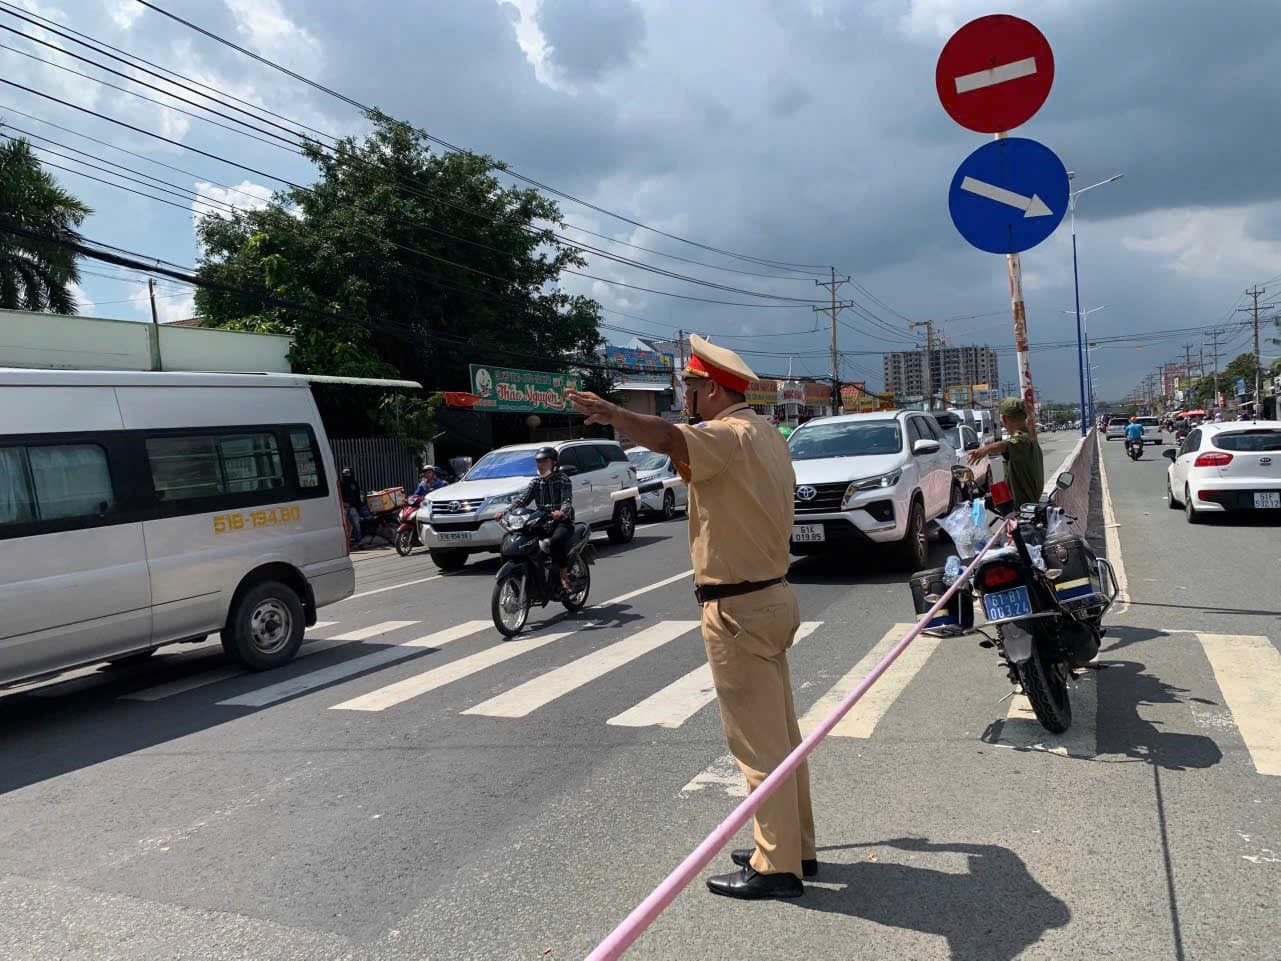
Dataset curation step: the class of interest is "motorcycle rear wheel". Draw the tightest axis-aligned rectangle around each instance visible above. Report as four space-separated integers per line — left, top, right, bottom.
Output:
394 528 415 556
562 556 591 612
1015 638 1073 734
492 571 530 637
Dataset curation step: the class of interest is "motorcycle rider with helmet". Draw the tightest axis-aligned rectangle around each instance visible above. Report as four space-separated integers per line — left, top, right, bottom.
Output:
503 447 575 593
1125 416 1145 457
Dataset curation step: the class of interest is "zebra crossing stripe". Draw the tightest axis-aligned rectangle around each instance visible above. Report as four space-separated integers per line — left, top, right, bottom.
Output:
328 620 418 642
998 672 1098 757
607 622 823 729
798 623 936 738
462 621 700 719
330 631 573 712
1197 633 1281 776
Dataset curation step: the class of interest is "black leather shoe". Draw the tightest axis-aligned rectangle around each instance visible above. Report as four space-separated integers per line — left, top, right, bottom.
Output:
706 867 803 900
731 849 818 878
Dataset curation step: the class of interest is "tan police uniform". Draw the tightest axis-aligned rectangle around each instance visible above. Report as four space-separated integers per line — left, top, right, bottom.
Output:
673 336 816 879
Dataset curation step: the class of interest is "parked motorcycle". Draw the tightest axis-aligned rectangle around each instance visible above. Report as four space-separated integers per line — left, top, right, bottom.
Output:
394 494 425 556
1126 438 1143 460
491 507 594 636
911 472 1119 733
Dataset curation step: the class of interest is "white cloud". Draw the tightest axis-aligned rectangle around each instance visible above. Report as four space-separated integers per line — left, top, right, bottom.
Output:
68 280 95 317
192 178 275 226
500 0 567 90
109 0 143 30
223 0 322 65
1120 204 1281 281
128 286 197 324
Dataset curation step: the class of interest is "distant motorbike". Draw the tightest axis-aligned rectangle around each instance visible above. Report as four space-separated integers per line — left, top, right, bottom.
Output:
394 494 425 556
491 507 594 636
1126 438 1143 460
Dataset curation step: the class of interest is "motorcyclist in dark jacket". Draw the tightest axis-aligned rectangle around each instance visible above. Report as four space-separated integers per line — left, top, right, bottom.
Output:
507 447 574 592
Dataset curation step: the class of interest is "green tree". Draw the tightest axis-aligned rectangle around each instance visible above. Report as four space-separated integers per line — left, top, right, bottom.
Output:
193 112 602 396
0 136 92 313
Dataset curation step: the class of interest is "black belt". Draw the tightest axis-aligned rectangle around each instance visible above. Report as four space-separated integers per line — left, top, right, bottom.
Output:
694 578 784 605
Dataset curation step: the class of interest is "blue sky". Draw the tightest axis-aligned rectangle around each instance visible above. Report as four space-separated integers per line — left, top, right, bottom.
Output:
4 0 1279 402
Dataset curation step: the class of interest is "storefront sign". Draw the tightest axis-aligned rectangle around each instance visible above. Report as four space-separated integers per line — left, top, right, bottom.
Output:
803 382 831 406
468 364 581 413
603 346 675 385
746 378 780 407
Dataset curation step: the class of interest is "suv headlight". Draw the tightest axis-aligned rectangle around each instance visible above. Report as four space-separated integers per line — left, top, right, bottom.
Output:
485 492 520 511
842 469 902 509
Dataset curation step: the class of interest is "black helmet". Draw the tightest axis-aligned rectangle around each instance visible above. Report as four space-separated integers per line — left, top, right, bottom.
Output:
534 446 559 463
341 466 353 477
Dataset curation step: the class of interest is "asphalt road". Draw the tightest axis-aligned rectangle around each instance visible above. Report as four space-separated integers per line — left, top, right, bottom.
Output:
0 429 1276 961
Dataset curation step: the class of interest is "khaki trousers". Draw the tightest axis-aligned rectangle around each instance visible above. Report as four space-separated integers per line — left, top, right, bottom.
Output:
701 581 816 878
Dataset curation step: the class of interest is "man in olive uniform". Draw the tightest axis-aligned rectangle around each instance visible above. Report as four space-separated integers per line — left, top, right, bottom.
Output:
567 335 815 901
969 397 1045 508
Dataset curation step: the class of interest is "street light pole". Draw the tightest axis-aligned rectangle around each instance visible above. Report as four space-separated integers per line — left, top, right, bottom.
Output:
1061 304 1109 430
1067 172 1124 436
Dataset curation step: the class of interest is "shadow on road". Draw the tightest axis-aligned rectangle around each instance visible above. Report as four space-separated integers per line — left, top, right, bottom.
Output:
795 836 1070 961
1095 657 1222 771
788 538 956 586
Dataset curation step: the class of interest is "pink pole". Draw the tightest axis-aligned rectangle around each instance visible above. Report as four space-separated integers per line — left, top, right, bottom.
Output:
584 525 1008 961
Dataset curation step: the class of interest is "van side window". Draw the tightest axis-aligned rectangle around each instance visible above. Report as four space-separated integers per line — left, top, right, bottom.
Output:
147 433 283 501
597 444 629 464
571 445 608 472
0 444 114 525
289 429 321 488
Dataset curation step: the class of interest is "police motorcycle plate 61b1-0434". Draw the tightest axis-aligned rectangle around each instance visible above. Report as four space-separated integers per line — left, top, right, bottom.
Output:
909 472 1120 734
490 506 595 637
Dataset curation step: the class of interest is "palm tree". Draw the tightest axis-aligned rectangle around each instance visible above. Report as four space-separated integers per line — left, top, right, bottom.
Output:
0 136 92 314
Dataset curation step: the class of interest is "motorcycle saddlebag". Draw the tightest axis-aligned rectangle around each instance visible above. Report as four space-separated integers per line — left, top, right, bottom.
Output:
1042 534 1104 609
910 567 974 636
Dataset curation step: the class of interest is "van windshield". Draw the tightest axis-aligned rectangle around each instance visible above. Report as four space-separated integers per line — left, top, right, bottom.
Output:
788 421 902 460
465 450 539 480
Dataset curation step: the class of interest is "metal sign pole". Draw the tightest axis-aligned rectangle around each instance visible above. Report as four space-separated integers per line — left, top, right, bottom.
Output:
1006 249 1036 439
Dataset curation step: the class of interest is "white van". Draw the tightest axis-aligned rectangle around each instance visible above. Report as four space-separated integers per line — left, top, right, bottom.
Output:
0 370 355 686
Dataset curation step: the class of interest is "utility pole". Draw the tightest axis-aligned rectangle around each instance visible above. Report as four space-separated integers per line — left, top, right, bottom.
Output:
147 277 163 371
907 319 936 410
1242 286 1265 418
814 268 851 414
1206 326 1225 410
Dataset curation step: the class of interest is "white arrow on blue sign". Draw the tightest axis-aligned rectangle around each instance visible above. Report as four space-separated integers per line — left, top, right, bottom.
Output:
948 137 1069 255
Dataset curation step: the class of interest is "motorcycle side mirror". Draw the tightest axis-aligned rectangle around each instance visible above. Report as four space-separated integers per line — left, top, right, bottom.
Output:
1162 448 1177 462
561 465 580 476
1056 471 1074 490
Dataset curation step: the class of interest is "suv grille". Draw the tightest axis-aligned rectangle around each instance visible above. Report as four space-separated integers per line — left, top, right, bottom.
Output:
432 498 486 515
794 481 849 514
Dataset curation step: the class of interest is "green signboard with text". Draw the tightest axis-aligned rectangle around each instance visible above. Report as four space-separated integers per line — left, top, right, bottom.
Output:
468 364 581 414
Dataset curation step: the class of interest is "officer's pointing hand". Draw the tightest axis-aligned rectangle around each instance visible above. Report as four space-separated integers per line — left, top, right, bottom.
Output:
566 389 617 426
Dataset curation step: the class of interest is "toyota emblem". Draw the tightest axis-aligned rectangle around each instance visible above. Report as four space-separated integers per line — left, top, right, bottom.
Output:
449 501 461 512
796 485 817 502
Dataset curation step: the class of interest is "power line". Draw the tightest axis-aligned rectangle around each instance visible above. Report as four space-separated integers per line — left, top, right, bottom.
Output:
133 0 833 274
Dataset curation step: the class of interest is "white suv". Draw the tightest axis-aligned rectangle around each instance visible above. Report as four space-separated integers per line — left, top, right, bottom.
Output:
418 440 638 571
787 411 958 569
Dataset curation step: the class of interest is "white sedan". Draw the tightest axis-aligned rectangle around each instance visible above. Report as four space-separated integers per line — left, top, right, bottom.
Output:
1164 421 1281 523
626 447 688 520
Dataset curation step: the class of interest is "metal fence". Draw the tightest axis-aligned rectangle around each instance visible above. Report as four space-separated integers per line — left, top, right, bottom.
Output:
328 436 421 493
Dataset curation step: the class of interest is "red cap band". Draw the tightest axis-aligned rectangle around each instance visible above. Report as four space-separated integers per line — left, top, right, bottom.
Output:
687 355 750 394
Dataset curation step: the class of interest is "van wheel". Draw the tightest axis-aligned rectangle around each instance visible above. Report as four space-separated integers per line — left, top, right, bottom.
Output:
221 581 305 671
608 500 637 544
107 648 158 668
430 549 469 572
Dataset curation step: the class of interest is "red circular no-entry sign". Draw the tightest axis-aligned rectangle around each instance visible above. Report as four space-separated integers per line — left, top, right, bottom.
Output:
936 14 1054 134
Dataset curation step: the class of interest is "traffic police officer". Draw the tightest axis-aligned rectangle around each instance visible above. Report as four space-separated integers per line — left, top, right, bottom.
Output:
567 335 815 900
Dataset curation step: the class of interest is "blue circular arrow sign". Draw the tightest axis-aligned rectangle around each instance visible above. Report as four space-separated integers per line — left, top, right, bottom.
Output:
948 137 1069 254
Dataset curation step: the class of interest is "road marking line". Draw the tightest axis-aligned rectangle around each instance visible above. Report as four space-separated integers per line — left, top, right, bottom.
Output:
399 620 492 647
798 623 936 738
1097 434 1130 614
997 673 1098 757
1197 633 1281 776
680 753 746 798
954 55 1038 94
607 622 822 729
124 666 244 702
462 620 700 718
329 620 417 642
600 570 694 606
218 646 425 708
311 621 338 630
331 631 573 712
347 575 441 601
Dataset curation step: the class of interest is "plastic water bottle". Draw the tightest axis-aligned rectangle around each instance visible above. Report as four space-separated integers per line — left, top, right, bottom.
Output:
943 554 962 585
971 497 985 528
